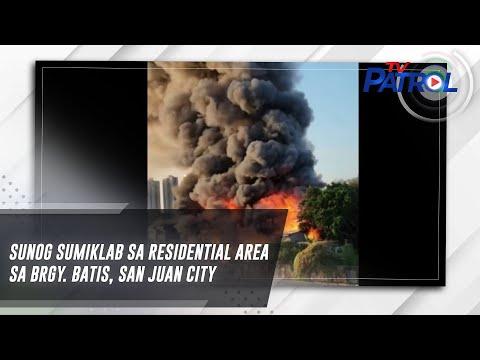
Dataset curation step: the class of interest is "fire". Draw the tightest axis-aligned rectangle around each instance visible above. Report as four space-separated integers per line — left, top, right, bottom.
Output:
307 227 320 241
254 193 301 233
223 198 239 210
220 192 303 234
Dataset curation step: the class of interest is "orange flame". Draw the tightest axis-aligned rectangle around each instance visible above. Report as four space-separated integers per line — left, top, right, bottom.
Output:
220 193 303 234
307 227 321 241
254 193 301 233
223 198 240 210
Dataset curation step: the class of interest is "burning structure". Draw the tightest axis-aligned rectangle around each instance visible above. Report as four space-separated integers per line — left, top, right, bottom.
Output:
148 62 324 234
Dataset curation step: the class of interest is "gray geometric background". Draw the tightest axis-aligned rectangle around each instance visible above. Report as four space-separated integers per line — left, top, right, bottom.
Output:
0 45 478 315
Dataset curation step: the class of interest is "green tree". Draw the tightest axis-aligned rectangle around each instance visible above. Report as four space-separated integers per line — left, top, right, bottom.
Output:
299 179 358 247
341 243 358 266
278 242 308 268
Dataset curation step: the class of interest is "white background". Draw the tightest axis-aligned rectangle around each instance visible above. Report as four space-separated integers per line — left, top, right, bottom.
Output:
0 45 479 315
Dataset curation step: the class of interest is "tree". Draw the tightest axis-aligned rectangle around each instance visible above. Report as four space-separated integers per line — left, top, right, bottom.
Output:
277 242 308 268
298 179 358 247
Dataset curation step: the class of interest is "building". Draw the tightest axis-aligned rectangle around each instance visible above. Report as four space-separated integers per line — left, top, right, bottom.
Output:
162 175 178 209
282 231 308 244
147 178 160 209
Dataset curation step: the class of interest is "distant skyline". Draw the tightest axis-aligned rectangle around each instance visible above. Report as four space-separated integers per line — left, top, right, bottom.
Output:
149 175 180 209
149 63 359 185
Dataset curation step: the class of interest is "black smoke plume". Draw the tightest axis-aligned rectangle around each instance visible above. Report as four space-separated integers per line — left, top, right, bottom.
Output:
148 62 323 208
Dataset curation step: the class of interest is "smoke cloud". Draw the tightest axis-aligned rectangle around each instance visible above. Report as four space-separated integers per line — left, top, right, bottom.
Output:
148 62 323 208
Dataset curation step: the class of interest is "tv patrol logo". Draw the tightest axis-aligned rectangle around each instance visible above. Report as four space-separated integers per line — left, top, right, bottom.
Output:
363 62 458 93
361 51 474 124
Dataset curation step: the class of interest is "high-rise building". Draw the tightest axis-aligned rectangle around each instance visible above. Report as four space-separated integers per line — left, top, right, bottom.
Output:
162 175 178 209
147 178 160 209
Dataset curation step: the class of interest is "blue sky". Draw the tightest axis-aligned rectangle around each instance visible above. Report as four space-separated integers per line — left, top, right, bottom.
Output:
296 63 358 184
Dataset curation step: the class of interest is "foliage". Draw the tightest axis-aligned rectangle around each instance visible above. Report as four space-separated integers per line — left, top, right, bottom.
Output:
299 179 358 247
278 242 308 267
293 242 343 278
341 243 358 266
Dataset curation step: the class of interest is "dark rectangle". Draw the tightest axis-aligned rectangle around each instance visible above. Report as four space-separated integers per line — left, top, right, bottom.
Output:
358 63 446 285
35 61 147 209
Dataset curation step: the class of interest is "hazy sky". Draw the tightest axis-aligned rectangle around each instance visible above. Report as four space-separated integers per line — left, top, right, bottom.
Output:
297 62 358 183
149 63 359 185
